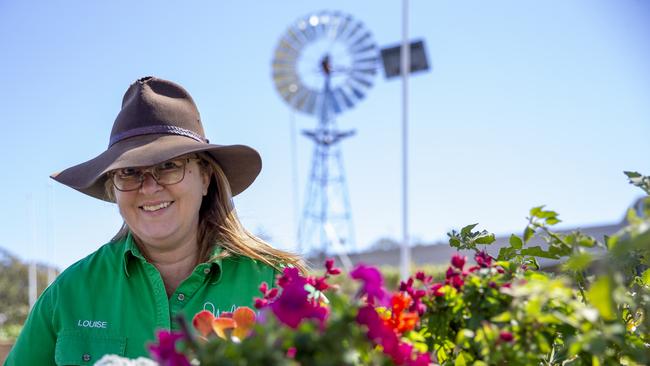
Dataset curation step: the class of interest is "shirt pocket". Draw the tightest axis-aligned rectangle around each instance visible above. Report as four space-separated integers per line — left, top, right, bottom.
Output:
54 330 126 365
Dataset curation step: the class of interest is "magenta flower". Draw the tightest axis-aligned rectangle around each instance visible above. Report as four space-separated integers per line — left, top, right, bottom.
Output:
325 258 342 275
270 268 328 328
475 250 493 268
499 330 514 342
415 271 432 284
445 267 457 279
430 283 445 297
148 330 191 366
350 264 387 304
451 253 466 269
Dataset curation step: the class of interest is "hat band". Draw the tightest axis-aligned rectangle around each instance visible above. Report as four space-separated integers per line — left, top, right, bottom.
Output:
109 125 208 147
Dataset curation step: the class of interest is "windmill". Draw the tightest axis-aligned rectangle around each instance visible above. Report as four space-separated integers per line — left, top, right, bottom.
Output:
271 10 378 256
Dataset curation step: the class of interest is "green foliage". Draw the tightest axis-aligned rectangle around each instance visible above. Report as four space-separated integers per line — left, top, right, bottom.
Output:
447 224 496 251
148 171 650 365
0 248 56 340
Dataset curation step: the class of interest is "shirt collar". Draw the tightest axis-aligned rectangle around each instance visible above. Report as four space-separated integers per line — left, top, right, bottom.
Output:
122 232 223 282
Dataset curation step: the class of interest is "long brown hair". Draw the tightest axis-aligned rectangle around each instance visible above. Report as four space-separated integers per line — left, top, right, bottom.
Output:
106 153 306 272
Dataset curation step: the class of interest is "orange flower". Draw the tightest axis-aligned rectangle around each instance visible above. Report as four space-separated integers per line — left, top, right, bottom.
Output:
232 307 256 340
381 293 419 334
212 317 236 339
192 307 257 340
192 310 215 338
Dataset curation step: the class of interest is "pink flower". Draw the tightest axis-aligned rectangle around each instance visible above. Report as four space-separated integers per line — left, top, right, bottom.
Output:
499 330 514 342
451 253 466 269
148 330 191 366
449 275 464 290
254 281 279 309
350 264 387 304
445 267 457 279
475 250 493 268
325 258 342 275
415 271 432 284
270 268 328 328
430 283 445 297
286 347 297 359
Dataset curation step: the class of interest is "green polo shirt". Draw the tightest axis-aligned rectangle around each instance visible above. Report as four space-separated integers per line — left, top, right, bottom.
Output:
4 233 279 365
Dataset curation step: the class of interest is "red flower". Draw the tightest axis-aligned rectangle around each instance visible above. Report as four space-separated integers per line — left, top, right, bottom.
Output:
475 250 493 268
430 283 445 297
499 330 514 342
445 267 457 279
415 271 433 285
451 253 466 269
325 258 342 275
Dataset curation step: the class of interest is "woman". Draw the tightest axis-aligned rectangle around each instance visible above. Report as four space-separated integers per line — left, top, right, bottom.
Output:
4 76 303 365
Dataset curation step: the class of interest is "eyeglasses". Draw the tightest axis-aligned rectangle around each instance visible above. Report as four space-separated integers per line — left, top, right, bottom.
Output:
110 157 201 192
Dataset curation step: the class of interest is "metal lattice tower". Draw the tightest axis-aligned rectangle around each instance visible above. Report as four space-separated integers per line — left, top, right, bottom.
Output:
298 56 356 255
271 11 378 256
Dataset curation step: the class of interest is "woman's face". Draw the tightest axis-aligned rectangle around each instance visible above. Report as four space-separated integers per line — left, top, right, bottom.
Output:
113 157 210 252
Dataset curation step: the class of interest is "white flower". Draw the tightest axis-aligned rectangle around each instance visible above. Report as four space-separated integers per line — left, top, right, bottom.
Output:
94 354 158 366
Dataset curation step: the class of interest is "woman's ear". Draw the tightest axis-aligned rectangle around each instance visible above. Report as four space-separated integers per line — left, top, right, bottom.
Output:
201 168 210 196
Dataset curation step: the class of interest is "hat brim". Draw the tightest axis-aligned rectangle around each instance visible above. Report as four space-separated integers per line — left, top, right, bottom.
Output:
51 134 262 202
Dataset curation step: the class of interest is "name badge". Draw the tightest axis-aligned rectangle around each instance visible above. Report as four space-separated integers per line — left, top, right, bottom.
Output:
77 320 108 329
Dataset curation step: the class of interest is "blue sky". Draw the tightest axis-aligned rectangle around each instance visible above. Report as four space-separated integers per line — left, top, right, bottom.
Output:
1 1 648 270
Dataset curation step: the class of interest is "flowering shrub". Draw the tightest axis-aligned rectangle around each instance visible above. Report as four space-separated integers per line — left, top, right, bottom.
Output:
144 171 650 365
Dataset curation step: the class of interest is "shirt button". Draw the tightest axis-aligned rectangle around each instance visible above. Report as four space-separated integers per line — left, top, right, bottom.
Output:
177 293 185 301
203 268 211 275
82 353 91 362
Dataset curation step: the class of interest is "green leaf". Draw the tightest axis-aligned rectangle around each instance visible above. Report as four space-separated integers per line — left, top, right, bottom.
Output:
523 226 535 243
530 205 545 217
521 246 559 259
640 269 650 288
587 277 615 321
475 233 495 245
624 171 642 179
562 252 592 272
461 223 478 236
491 311 512 323
455 351 469 366
545 217 561 225
497 247 515 261
509 234 523 249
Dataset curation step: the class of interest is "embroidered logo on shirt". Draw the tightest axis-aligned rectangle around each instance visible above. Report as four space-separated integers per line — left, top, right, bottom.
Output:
203 302 238 317
77 320 108 329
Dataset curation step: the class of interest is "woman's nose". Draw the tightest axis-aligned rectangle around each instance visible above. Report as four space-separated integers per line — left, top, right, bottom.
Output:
140 173 163 194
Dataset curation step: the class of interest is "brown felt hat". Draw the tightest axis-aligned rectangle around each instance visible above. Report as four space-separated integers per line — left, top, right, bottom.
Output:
51 76 262 202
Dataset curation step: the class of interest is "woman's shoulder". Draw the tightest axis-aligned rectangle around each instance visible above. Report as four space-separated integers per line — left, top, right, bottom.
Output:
52 239 128 288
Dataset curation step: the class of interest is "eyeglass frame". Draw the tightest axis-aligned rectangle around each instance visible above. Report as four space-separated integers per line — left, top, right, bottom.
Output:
108 156 203 192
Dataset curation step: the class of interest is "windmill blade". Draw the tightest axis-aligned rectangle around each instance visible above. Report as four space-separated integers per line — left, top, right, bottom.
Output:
287 27 308 47
348 31 372 49
326 91 342 115
346 82 367 101
349 74 373 88
352 67 377 76
304 90 319 115
343 22 363 42
350 43 378 55
333 88 354 110
352 55 378 64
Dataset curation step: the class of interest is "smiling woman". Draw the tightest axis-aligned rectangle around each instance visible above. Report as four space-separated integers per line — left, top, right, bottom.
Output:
3 76 305 365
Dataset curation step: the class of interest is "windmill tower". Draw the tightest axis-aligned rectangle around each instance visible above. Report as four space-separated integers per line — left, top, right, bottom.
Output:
271 10 378 255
